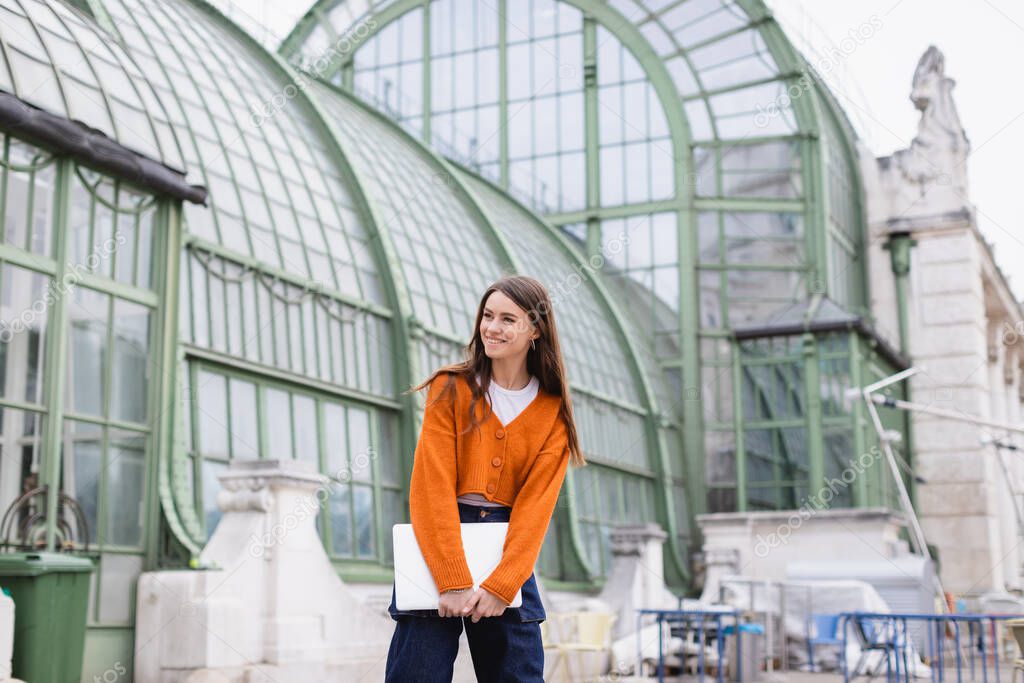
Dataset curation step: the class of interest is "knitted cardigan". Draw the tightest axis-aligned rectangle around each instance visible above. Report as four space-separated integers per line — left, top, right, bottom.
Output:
408 371 570 605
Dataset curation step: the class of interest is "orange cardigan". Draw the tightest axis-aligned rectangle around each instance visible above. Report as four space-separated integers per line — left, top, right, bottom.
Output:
408 371 570 605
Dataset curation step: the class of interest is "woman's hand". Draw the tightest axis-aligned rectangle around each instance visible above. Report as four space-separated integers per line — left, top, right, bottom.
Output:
464 587 509 622
438 589 477 617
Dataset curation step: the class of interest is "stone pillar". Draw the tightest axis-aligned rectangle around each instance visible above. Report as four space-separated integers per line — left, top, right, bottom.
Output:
134 459 393 683
595 523 678 640
862 45 1012 595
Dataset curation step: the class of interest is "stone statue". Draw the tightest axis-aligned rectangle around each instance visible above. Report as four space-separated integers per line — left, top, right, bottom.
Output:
876 46 971 220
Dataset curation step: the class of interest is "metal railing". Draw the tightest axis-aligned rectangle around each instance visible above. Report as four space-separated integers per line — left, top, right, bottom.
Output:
839 611 1024 683
636 607 744 683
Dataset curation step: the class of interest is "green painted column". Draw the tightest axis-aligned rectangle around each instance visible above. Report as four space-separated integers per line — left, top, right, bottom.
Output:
884 231 917 503
884 232 915 358
731 340 747 511
802 332 825 502
848 334 869 507
420 0 432 145
42 159 71 550
145 200 181 568
497 0 509 189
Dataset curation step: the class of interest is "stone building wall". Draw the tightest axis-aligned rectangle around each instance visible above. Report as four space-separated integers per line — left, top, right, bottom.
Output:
862 46 1024 596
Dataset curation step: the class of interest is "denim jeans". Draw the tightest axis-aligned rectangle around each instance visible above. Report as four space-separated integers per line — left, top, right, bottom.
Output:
385 502 545 682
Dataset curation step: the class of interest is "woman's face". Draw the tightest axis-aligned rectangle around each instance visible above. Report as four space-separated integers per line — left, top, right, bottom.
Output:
479 290 538 361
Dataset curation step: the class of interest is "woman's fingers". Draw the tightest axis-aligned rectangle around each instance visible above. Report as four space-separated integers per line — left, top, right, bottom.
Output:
461 589 481 616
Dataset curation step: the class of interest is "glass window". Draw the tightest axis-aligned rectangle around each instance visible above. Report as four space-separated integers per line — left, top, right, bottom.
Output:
0 407 46 544
106 431 145 546
1 135 56 256
110 299 150 425
0 263 50 406
188 362 401 563
183 249 395 396
68 167 158 287
67 286 110 418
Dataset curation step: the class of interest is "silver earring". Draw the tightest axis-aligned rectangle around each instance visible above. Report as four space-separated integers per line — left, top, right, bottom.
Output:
531 339 536 351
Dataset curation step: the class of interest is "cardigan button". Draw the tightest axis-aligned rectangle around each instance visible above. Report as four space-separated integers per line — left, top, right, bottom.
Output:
491 457 502 467
486 483 496 494
495 428 505 439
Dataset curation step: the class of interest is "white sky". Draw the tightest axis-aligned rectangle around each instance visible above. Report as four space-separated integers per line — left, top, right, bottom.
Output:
766 0 1024 300
220 0 1024 300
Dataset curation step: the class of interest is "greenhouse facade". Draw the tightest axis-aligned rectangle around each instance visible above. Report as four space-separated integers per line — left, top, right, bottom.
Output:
0 0 978 677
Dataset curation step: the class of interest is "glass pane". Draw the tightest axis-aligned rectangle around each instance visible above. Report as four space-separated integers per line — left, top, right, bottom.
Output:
353 484 375 558
329 486 352 557
265 388 292 460
97 554 142 624
0 408 43 538
293 394 318 463
67 287 110 417
64 420 102 545
3 137 56 255
110 299 150 424
348 408 372 483
380 488 401 565
106 431 145 546
228 378 258 459
202 458 227 538
0 263 49 405
197 371 228 458
114 208 137 286
323 402 347 480
377 411 400 486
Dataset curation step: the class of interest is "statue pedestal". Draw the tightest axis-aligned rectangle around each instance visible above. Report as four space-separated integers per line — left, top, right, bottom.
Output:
595 523 678 641
134 459 393 682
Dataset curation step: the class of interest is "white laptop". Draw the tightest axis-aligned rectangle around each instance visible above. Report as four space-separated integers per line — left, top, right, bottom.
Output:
393 523 523 610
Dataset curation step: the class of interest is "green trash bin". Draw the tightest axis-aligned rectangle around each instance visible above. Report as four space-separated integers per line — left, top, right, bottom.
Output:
0 552 94 683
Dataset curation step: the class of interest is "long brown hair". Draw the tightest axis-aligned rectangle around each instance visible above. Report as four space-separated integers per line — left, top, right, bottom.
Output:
406 275 585 467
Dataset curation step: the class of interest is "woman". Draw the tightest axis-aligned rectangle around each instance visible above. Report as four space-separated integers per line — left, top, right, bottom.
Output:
385 275 585 682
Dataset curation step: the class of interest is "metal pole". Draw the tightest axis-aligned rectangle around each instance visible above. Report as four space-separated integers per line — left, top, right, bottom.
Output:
869 394 1024 435
853 369 950 611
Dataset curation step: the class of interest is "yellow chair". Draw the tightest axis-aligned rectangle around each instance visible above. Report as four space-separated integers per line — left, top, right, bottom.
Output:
543 611 618 682
1008 619 1024 683
541 619 564 679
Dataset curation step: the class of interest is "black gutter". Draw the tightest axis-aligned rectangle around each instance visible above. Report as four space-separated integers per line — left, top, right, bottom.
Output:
0 89 207 205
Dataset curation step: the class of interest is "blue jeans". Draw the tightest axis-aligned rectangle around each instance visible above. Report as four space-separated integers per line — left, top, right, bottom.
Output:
385 502 546 682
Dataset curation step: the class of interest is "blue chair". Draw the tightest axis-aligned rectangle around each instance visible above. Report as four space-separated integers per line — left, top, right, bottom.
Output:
849 616 907 683
807 613 843 671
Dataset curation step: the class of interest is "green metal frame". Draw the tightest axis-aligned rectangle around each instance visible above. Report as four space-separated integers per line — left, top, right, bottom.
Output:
0 132 173 649
275 0 879 589
2 0 881 605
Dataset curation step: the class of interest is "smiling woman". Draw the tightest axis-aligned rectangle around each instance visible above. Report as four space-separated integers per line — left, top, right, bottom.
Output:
386 274 582 681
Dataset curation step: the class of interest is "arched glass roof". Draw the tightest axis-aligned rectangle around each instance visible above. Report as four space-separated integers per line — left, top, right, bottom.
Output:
613 0 799 140
312 79 654 411
278 0 867 538
0 0 183 168
96 0 386 306
0 0 696 581
276 0 858 314
311 80 508 339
